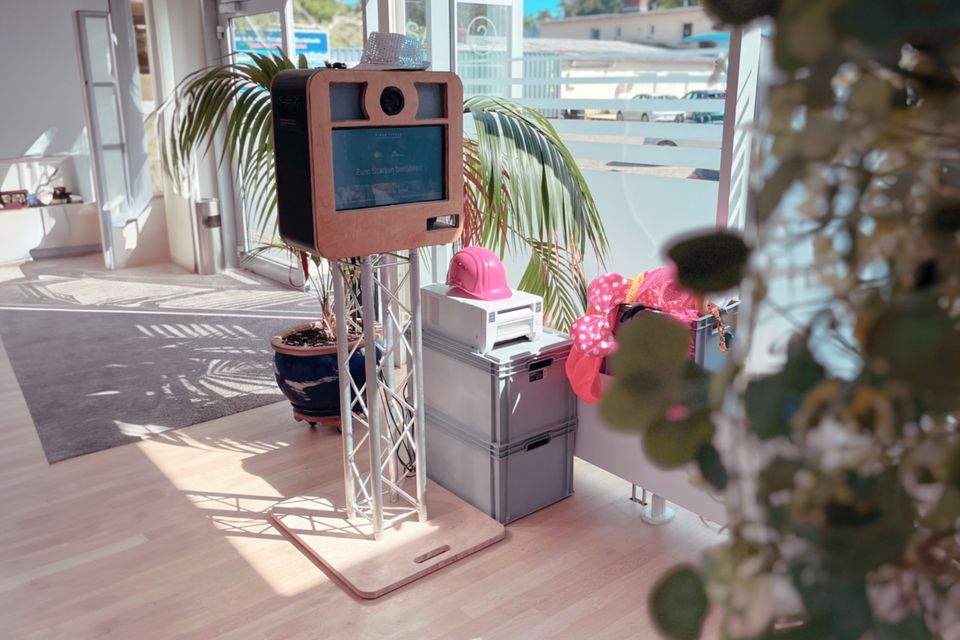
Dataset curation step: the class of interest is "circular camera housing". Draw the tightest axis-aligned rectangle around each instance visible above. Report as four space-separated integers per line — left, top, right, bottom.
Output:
379 86 405 116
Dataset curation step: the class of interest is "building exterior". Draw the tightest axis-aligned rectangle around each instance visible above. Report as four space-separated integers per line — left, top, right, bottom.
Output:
540 6 717 48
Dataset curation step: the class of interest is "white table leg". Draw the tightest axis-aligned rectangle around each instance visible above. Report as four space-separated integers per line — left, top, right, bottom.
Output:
640 494 676 525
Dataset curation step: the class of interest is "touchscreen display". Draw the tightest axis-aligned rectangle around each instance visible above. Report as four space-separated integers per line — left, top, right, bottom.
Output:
331 126 446 211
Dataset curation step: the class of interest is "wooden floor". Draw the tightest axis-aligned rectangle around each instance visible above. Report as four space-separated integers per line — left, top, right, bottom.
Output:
0 261 722 640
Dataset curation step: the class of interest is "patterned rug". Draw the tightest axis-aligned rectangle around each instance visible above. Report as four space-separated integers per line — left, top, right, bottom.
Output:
0 258 321 462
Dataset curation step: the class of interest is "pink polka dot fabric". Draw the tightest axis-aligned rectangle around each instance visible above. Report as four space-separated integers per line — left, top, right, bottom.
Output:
570 272 633 359
565 267 701 404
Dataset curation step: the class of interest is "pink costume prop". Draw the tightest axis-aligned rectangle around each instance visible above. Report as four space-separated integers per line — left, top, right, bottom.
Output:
565 267 700 404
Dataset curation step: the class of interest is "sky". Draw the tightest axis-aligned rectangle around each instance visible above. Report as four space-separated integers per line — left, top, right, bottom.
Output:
524 0 561 16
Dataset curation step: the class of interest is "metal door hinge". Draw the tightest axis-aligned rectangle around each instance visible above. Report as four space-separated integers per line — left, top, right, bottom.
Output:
216 25 225 40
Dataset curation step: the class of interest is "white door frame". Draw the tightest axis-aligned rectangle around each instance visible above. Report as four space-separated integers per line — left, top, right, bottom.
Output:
75 10 130 270
216 0 297 283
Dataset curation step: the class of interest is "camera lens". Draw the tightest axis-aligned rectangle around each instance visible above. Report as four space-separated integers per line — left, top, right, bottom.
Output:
380 86 405 116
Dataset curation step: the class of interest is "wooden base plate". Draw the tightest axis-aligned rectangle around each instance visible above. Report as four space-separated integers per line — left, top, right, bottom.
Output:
269 480 505 599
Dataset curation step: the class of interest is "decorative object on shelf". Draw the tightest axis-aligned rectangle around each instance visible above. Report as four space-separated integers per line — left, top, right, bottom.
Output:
0 190 28 210
603 1 960 638
49 187 71 205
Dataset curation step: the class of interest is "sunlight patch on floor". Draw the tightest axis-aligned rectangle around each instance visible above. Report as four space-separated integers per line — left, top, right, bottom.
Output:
135 423 331 596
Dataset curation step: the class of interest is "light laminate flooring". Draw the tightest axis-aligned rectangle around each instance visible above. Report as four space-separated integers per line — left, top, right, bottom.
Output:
0 259 722 639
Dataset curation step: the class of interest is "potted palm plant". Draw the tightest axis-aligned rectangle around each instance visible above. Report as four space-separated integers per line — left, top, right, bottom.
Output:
158 49 607 423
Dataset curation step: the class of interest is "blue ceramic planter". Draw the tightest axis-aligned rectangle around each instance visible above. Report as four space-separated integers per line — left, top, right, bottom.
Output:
271 323 367 421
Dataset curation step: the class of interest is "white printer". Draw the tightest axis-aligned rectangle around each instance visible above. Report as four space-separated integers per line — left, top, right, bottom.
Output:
421 283 543 353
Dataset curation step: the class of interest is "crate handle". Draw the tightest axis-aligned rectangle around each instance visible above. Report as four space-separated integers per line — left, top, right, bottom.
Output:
528 358 553 372
525 435 552 451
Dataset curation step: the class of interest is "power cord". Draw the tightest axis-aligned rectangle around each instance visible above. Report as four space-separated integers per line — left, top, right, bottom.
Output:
378 372 417 477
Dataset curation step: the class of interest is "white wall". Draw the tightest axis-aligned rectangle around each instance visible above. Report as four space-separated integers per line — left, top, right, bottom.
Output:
150 0 228 272
0 0 107 203
0 0 170 269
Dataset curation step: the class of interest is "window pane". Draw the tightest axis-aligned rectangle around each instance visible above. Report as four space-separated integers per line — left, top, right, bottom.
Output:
458 0 730 276
83 15 114 82
101 149 129 224
405 0 427 42
292 0 362 65
230 11 283 66
93 86 123 145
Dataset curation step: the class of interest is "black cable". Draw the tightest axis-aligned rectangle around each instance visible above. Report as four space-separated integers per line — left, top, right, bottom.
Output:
378 370 417 476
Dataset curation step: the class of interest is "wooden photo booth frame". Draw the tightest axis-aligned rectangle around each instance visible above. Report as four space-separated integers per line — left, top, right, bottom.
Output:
272 69 464 259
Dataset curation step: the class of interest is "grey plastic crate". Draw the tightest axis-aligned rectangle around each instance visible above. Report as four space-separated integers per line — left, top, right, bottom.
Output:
607 302 739 374
425 410 576 524
423 329 576 446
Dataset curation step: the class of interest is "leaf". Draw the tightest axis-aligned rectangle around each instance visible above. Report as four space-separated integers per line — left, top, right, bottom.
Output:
702 0 780 25
931 204 960 232
601 380 675 435
745 340 825 440
847 73 894 116
644 411 716 469
518 240 586 331
615 312 693 377
834 0 960 47
745 375 792 440
863 294 960 398
696 442 728 490
774 1 837 71
814 471 916 576
793 576 873 640
924 485 960 529
667 230 750 294
799 116 843 160
650 567 709 640
601 313 696 432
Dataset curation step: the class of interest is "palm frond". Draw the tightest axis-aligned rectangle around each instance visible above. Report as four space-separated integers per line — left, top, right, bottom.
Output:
156 49 307 240
463 96 607 328
518 240 589 331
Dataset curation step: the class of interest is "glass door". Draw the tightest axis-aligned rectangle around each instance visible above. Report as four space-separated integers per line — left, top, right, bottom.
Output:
219 0 363 281
219 0 294 278
76 11 130 270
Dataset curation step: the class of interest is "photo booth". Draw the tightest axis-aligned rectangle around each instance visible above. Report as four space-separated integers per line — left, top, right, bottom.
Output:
271 68 464 259
268 64 503 599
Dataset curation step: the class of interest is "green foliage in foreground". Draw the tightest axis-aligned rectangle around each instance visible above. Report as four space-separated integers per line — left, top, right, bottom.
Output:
603 0 960 637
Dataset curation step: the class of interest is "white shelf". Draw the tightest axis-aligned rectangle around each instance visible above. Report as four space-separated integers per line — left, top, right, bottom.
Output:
0 202 101 265
0 154 73 165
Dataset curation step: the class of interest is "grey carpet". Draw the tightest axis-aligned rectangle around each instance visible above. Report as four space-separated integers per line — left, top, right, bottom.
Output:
0 260 322 463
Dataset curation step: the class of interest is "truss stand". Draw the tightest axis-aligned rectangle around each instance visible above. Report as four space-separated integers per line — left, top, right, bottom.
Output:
334 251 427 536
270 251 504 599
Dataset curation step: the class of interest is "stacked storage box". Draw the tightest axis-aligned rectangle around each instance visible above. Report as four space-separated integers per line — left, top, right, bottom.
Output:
423 329 577 524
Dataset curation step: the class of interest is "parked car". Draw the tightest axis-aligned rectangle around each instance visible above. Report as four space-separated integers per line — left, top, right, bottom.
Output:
682 90 726 123
616 94 684 122
561 108 585 120
688 168 720 181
